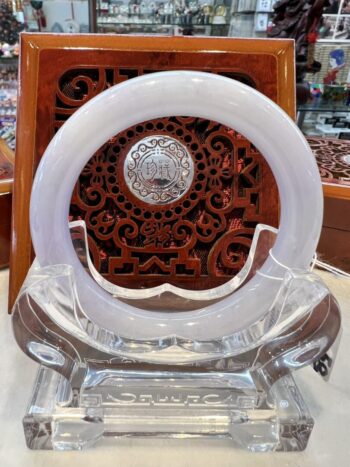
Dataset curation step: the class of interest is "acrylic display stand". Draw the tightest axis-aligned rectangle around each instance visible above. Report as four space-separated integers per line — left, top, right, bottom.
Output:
12 222 341 452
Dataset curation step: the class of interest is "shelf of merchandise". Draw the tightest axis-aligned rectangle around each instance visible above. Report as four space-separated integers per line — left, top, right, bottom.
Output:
0 54 17 151
298 100 350 112
94 0 275 37
297 97 350 138
96 21 227 35
299 0 350 136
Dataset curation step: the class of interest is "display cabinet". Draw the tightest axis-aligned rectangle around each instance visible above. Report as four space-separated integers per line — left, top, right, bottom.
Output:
94 0 275 36
229 0 274 37
298 101 350 137
17 0 276 37
297 3 350 135
94 0 230 36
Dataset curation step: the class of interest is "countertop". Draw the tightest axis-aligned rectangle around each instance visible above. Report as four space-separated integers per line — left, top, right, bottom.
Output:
0 267 349 467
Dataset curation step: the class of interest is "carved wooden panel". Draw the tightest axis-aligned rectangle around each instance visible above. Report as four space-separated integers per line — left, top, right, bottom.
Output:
308 137 350 273
10 35 296 309
56 65 277 289
70 116 276 289
308 137 350 187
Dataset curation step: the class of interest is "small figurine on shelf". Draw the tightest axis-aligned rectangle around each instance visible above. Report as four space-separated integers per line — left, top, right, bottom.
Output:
310 83 323 99
1 43 11 58
30 1 47 32
164 1 174 24
202 4 214 25
324 49 345 85
13 43 19 57
322 49 347 103
212 0 227 25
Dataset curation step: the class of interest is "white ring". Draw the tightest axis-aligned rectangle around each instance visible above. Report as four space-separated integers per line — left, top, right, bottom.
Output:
30 71 323 342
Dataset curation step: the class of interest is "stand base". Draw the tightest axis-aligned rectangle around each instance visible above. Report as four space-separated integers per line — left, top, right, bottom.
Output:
23 366 313 452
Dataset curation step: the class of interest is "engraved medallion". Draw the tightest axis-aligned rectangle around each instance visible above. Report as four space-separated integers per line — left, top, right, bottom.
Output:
124 135 194 205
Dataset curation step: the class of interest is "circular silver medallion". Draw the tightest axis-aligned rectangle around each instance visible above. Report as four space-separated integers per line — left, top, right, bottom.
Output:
124 135 194 205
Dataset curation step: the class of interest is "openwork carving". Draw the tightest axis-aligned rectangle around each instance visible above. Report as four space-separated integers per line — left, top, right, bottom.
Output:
69 116 278 290
54 67 256 131
308 137 350 186
52 66 278 290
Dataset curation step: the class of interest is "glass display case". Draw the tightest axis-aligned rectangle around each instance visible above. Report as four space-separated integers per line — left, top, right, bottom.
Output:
297 1 350 135
16 0 275 37
298 43 350 136
298 101 350 137
94 0 275 36
229 0 274 37
95 0 231 36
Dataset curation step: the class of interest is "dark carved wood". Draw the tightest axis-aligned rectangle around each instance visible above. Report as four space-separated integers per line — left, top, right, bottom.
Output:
308 137 350 273
308 137 350 187
54 65 277 290
70 116 276 290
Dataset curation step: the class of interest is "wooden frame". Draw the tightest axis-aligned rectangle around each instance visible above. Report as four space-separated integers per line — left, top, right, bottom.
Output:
323 184 350 201
9 33 295 311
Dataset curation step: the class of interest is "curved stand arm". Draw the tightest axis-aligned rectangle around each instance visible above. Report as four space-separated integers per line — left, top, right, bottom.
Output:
12 226 342 396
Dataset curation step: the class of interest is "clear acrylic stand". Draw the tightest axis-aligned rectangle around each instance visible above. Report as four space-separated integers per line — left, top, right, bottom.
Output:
12 223 341 452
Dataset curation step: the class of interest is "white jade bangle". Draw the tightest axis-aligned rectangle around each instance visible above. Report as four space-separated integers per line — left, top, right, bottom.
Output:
30 71 323 341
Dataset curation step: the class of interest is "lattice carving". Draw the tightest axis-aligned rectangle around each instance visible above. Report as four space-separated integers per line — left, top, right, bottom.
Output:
308 137 350 186
54 67 256 130
69 117 277 290
52 66 278 290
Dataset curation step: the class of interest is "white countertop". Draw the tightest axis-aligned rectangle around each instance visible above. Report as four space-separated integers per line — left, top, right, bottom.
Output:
0 267 349 467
